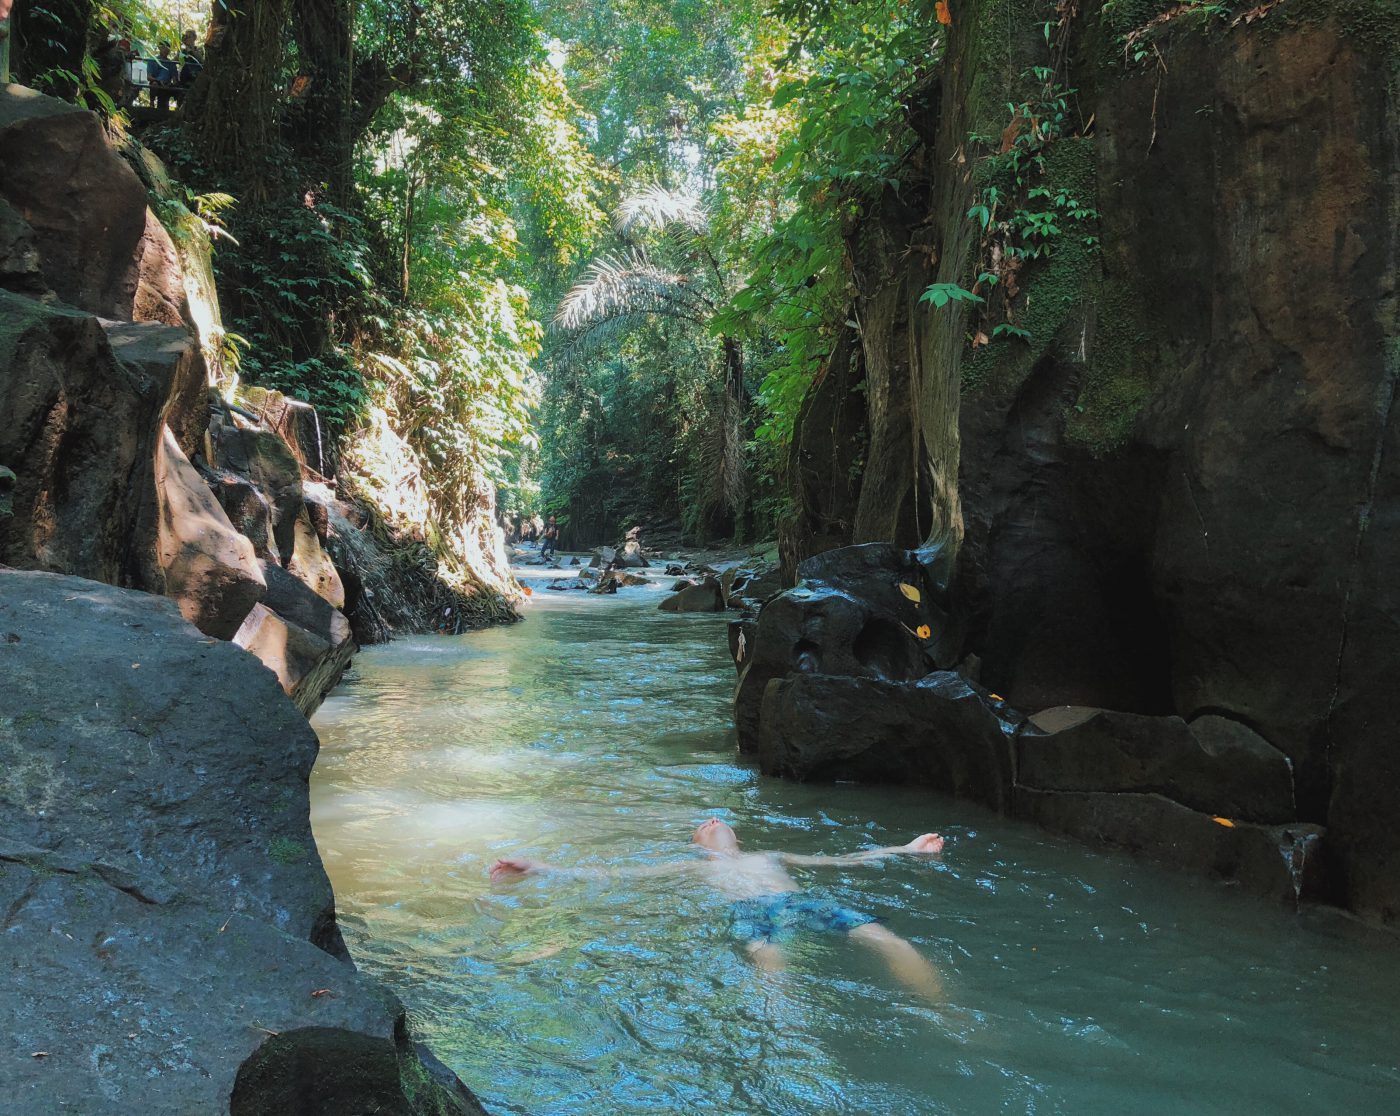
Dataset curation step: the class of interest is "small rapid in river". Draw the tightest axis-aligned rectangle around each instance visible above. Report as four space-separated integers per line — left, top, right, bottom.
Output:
311 563 1400 1115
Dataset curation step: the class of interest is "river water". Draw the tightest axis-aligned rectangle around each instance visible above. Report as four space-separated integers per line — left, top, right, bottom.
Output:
310 564 1400 1115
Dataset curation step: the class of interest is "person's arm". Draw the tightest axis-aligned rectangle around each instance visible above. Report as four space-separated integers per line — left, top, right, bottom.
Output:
490 856 696 882
779 832 944 868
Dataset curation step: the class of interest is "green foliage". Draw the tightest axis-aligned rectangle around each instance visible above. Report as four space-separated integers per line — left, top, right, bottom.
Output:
711 0 943 452
920 283 984 309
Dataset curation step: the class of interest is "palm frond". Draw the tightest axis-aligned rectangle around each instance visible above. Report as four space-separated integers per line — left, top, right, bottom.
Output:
612 185 709 236
554 249 707 332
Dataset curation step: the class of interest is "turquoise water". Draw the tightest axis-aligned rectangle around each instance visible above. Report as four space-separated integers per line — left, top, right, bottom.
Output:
310 564 1400 1115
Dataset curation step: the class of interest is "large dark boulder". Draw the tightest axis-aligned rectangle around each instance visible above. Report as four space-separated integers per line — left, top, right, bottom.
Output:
733 543 950 752
658 578 724 613
0 572 481 1115
759 672 1018 811
0 84 184 324
1018 707 1296 825
0 294 191 583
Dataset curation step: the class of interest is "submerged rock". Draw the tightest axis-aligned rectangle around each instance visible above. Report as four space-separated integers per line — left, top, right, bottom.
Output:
0 571 482 1114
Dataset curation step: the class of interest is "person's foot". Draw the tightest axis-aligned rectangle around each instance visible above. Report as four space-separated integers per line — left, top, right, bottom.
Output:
490 857 543 881
903 833 945 855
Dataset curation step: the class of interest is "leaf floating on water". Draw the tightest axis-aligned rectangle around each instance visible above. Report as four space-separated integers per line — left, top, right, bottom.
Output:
989 693 1004 702
915 624 932 640
310 988 334 998
898 582 922 604
1212 816 1236 828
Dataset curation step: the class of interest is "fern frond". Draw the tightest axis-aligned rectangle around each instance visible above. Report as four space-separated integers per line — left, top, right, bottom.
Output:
613 185 709 236
554 249 707 332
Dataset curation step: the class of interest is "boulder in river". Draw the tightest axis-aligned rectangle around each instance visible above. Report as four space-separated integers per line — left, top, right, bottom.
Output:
759 672 1019 812
658 578 724 613
1018 707 1296 825
733 543 946 753
0 571 483 1114
617 538 649 568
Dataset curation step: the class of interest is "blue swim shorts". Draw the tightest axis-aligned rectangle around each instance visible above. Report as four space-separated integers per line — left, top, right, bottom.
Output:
728 892 878 943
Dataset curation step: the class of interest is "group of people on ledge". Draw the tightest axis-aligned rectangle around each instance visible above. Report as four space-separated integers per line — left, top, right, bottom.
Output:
123 28 203 110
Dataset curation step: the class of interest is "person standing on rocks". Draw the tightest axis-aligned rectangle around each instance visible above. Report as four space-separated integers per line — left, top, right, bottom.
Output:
540 515 559 561
491 819 945 1000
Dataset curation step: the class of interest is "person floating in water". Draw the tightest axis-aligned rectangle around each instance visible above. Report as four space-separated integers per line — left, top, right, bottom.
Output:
490 818 946 1000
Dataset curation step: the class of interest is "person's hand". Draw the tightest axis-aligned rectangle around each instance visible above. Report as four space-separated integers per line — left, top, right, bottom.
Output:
902 833 945 855
490 857 544 881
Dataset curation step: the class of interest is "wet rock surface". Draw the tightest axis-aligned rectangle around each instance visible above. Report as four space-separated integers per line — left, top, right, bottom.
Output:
658 578 724 613
733 543 945 753
759 673 1018 812
737 542 1330 906
1018 708 1296 825
0 572 483 1115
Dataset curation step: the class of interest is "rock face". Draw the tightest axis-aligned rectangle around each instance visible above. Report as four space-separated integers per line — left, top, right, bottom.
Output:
0 83 183 323
769 9 1400 925
0 572 483 1115
0 83 356 713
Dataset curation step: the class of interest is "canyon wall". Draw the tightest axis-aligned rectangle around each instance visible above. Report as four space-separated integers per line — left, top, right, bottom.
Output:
761 2 1400 925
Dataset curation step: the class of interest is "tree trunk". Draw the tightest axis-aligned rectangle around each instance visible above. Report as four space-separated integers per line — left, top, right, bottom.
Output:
287 0 353 199
181 0 291 193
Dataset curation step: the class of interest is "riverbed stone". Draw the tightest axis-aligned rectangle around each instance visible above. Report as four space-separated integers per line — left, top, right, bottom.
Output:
758 672 1018 811
618 538 649 568
0 570 479 1114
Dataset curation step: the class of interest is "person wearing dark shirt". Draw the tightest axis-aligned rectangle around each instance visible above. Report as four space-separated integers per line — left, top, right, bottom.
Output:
540 516 560 561
148 42 177 110
178 28 203 88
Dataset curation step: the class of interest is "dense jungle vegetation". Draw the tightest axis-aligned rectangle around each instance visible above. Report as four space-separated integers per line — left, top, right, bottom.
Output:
3 0 957 553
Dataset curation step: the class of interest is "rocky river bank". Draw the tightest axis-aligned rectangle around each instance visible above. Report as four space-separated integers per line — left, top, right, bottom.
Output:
0 81 496 1113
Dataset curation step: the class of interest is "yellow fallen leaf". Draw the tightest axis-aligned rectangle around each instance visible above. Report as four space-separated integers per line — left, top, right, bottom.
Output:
915 624 932 640
935 0 952 25
1212 816 1235 828
989 693 1004 702
898 582 922 603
